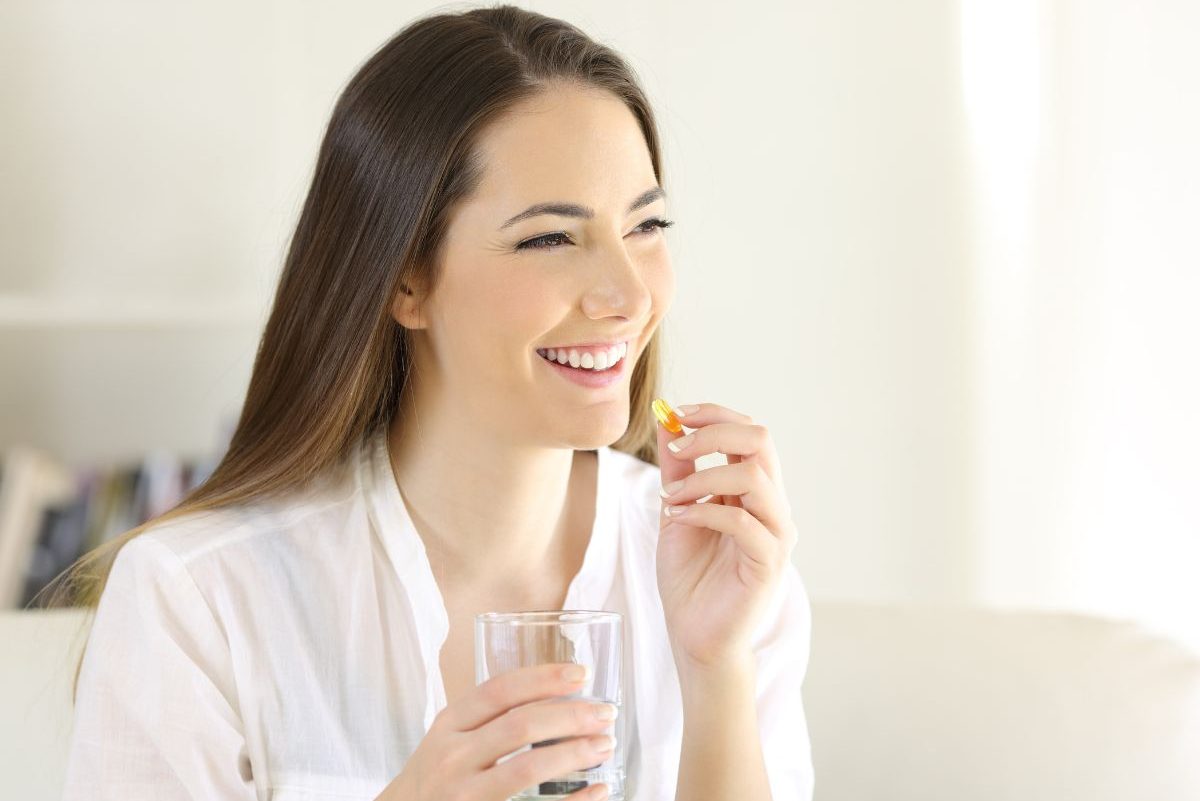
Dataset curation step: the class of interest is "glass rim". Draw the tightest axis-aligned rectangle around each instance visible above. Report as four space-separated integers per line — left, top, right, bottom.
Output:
475 609 621 626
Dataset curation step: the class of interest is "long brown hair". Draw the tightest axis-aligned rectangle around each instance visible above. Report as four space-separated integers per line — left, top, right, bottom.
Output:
38 3 667 705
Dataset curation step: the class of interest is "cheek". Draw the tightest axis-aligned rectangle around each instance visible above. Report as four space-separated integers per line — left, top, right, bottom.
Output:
646 251 676 312
468 273 560 364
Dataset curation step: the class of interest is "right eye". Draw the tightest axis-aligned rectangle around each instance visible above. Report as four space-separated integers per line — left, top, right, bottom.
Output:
515 232 573 251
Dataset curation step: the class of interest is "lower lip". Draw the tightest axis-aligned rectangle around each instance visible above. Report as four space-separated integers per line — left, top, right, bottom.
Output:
537 351 628 388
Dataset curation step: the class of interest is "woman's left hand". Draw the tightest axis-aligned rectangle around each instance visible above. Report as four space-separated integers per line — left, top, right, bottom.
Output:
654 401 798 672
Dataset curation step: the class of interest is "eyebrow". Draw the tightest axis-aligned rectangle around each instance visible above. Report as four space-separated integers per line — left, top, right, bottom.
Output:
498 186 666 230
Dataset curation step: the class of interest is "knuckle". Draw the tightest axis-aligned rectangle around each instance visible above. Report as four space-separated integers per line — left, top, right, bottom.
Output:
751 460 768 482
740 460 764 486
439 737 469 772
430 707 455 737
579 735 602 758
757 465 775 494
429 707 447 731
448 770 479 801
511 754 541 786
774 534 791 558
502 709 533 743
480 677 506 706
574 702 597 728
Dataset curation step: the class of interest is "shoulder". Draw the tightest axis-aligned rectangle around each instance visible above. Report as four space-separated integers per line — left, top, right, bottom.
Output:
129 447 363 577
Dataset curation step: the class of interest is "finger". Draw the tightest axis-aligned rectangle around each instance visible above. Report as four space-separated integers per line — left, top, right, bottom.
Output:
653 399 696 488
566 783 610 800
659 461 793 538
673 403 783 483
475 696 617 772
661 501 781 574
480 726 616 801
673 401 753 430
442 662 588 734
661 419 783 488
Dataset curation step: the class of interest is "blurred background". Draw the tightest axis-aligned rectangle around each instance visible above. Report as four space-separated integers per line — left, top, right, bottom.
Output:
1 0 1197 660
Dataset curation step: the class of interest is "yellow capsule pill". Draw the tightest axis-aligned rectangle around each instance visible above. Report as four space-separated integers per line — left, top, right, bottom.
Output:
651 398 683 434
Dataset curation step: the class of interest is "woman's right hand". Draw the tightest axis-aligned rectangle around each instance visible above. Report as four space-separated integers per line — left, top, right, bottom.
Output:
375 661 617 801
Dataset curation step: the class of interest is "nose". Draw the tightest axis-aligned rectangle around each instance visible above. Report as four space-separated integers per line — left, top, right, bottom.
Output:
579 236 656 322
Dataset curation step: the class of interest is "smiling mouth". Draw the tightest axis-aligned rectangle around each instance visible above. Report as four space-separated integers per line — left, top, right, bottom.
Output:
535 340 630 372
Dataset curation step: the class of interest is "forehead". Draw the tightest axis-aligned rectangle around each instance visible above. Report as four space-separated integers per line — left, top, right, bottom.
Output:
470 84 654 207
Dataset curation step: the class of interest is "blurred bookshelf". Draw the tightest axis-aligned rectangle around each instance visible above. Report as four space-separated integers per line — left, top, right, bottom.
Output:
0 437 232 610
0 291 259 610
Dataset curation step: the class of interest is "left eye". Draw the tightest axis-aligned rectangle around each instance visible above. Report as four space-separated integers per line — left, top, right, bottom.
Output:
515 217 675 251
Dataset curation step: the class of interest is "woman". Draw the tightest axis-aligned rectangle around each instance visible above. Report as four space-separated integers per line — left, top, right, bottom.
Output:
55 5 814 800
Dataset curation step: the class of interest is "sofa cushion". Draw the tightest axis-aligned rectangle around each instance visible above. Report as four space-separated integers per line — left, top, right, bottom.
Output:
803 601 1200 800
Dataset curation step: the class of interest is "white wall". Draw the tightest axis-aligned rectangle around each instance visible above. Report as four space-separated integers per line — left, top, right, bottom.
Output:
0 0 283 463
964 0 1200 653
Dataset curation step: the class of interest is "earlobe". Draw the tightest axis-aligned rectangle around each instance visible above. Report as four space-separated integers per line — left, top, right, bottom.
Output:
391 284 426 329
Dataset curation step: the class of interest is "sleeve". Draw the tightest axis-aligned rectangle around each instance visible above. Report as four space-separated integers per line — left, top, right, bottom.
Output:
750 561 816 801
61 534 258 800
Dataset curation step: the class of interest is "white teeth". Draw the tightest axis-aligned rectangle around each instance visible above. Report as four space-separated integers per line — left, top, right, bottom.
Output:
538 341 628 371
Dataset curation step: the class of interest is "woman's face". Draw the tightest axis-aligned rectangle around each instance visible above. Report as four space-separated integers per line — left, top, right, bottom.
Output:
400 83 674 450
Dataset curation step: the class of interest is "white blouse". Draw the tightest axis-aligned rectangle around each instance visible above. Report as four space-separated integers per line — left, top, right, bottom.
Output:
62 428 815 800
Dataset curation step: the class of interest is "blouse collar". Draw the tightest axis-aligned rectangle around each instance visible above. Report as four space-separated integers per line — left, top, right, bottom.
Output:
359 426 620 726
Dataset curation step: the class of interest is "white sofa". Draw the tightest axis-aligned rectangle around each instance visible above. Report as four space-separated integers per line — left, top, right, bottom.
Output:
4 602 1200 800
802 602 1200 799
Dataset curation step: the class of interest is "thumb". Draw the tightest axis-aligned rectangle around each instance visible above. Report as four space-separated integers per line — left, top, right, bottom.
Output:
652 398 695 488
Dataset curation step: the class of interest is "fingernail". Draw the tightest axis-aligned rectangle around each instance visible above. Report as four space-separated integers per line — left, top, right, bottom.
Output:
664 504 687 517
659 480 684 498
563 663 591 683
677 404 700 416
667 433 694 453
589 734 616 752
593 703 618 721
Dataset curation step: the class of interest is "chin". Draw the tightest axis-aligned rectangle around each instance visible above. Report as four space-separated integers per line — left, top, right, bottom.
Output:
554 412 630 452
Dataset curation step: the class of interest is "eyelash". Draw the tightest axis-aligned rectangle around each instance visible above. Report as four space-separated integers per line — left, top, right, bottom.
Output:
515 217 675 251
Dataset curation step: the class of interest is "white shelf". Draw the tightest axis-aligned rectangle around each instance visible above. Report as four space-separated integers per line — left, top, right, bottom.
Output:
0 294 266 329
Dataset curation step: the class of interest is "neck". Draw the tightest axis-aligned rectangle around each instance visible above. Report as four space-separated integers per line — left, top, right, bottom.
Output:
385 402 596 590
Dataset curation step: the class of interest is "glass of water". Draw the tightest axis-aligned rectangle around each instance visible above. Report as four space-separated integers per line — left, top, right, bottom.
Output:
475 610 624 801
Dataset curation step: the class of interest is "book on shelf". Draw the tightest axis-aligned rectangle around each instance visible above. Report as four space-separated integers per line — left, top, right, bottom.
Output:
0 445 223 610
0 447 76 608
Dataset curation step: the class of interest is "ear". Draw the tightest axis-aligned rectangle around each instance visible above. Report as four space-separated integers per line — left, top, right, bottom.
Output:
390 279 428 330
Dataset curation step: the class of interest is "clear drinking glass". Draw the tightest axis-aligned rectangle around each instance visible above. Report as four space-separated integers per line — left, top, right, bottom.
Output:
475 610 625 801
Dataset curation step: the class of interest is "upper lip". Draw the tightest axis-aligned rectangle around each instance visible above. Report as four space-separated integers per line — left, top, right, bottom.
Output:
537 338 633 350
